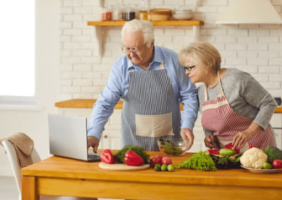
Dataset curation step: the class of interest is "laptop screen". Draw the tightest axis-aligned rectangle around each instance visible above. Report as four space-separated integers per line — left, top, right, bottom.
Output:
48 114 89 161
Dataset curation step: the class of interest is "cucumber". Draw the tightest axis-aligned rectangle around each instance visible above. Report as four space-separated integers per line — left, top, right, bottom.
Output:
219 148 236 156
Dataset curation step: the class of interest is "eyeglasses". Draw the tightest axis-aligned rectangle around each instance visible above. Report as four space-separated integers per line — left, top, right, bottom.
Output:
184 66 196 71
121 43 147 55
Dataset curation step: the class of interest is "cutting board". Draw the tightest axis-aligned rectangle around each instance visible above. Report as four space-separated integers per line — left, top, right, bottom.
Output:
99 162 150 171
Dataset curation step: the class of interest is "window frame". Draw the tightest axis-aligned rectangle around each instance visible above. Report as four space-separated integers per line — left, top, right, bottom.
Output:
0 0 37 107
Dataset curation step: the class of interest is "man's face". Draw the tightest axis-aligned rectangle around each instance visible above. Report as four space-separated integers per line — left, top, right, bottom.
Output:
122 30 154 68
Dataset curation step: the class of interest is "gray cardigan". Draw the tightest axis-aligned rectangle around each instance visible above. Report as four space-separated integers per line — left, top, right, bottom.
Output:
198 68 278 136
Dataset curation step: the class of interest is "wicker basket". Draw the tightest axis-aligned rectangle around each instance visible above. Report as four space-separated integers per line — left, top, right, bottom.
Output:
148 9 172 21
149 8 172 15
148 13 171 21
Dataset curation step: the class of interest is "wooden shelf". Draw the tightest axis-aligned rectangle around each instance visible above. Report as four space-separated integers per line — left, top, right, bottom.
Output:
87 20 204 56
87 20 204 27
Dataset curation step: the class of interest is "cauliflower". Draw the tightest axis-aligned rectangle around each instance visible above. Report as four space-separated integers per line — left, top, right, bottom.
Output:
240 147 267 169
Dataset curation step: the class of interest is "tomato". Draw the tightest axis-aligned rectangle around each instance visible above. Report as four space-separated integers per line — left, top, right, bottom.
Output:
272 159 282 169
162 157 172 165
249 145 256 149
150 155 162 167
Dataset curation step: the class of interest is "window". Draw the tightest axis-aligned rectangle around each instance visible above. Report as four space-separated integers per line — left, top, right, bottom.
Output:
0 1 35 105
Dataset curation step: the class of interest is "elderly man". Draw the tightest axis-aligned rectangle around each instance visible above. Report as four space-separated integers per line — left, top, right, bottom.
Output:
87 19 198 152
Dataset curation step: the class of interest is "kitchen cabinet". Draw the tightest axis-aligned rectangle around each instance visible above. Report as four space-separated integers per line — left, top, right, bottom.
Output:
87 20 204 56
57 104 206 151
56 99 282 151
271 114 282 149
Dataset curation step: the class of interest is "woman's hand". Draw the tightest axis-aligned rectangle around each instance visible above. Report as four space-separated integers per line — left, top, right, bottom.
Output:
233 123 261 149
232 130 250 149
204 134 219 150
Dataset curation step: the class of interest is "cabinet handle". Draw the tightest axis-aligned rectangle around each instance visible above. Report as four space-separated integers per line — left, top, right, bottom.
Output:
104 135 108 138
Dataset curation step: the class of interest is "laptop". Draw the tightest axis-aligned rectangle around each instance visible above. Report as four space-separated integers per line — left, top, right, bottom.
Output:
48 114 100 162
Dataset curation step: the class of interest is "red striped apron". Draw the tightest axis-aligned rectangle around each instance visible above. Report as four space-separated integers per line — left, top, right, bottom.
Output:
201 73 275 152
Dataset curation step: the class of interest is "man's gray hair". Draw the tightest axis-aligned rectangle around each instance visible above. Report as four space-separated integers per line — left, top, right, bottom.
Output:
121 19 154 47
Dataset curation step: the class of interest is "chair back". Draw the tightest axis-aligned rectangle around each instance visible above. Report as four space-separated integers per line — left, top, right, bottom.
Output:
1 140 41 193
1 140 96 200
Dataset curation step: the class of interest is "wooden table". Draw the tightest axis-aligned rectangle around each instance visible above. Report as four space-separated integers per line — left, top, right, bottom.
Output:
22 151 282 200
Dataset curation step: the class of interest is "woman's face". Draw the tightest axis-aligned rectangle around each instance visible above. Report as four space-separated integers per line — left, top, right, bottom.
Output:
184 56 209 83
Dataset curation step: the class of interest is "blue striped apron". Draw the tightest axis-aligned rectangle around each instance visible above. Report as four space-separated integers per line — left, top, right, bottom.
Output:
121 63 181 151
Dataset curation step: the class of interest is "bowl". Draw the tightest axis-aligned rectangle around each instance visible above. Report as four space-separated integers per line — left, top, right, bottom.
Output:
157 138 190 156
172 12 193 20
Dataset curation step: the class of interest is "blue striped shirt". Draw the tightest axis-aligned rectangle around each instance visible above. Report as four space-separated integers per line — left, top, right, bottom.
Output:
87 46 199 140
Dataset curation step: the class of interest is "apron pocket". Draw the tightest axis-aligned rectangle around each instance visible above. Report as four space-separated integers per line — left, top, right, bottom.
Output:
135 112 174 137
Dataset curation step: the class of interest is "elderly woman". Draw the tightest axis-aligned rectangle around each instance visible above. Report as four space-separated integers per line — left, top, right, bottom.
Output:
178 41 277 152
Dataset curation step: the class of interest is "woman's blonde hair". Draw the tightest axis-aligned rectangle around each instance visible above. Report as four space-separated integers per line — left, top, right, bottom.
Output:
178 41 222 72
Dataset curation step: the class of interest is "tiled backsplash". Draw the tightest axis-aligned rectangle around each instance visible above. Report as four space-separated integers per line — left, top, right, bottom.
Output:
59 0 282 100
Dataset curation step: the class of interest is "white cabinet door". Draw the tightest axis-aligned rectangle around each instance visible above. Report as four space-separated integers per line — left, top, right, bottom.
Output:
273 129 282 149
100 130 122 150
270 114 282 149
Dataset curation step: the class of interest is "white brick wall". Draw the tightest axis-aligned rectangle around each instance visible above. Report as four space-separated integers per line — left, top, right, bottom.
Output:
58 0 282 100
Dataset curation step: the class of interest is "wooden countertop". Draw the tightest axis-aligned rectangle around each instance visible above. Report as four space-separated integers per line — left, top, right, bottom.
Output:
22 151 282 188
55 99 282 113
21 151 282 200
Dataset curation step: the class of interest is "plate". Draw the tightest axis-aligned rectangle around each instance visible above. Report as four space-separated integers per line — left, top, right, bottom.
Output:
241 165 282 174
99 162 150 171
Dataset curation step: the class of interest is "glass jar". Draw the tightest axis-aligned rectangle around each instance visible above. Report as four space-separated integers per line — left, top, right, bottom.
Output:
124 6 136 21
139 0 148 20
101 5 112 21
112 6 122 21
139 10 148 20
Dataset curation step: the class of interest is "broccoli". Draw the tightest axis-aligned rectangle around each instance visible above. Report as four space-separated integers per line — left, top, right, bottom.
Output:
264 146 282 163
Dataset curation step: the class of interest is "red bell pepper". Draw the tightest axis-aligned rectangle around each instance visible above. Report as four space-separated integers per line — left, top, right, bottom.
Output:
124 150 144 166
224 143 240 154
101 149 115 164
249 145 256 149
207 149 219 155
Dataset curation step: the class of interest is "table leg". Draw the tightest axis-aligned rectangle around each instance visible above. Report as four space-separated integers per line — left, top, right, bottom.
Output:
22 176 39 200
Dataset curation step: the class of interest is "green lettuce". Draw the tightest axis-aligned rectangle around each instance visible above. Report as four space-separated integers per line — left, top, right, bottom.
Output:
174 151 217 171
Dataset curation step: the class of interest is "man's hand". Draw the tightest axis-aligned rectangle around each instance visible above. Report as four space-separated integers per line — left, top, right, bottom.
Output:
87 136 99 153
204 134 219 150
181 128 194 150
